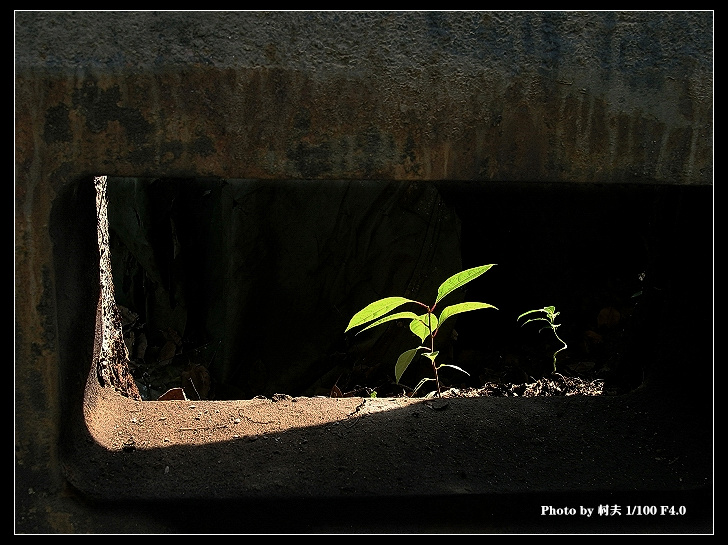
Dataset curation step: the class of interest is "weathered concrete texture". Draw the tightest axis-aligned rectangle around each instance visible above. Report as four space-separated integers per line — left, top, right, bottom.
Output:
16 11 712 185
15 11 713 533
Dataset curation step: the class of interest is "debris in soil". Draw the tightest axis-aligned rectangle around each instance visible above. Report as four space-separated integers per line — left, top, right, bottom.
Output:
323 372 605 400
436 373 605 398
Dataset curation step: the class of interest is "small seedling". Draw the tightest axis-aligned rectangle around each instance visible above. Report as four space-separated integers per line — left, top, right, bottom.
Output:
517 305 567 373
345 265 498 397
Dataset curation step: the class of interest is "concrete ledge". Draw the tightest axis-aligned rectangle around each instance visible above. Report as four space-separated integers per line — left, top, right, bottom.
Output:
66 357 712 532
75 383 710 501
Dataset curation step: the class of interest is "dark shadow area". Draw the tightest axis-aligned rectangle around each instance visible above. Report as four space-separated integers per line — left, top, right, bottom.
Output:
106 177 464 400
67 490 713 534
104 178 713 401
436 181 713 396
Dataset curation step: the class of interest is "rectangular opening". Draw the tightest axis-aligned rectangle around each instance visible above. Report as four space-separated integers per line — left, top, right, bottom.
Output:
98 176 711 402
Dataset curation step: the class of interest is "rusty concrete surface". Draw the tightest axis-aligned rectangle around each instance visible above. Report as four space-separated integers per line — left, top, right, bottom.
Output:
16 11 713 185
15 11 713 533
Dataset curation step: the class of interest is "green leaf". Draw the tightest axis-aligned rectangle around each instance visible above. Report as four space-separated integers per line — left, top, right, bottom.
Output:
345 297 416 332
356 311 421 335
438 302 497 328
436 363 470 377
422 351 439 362
409 313 438 343
517 308 544 321
395 347 425 383
435 264 495 305
520 317 549 327
518 306 557 323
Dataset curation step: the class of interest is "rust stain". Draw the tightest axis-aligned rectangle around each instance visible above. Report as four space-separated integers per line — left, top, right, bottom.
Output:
16 67 713 186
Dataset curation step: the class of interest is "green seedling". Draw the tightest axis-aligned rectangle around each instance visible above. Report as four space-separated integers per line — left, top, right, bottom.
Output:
345 264 498 397
517 305 567 372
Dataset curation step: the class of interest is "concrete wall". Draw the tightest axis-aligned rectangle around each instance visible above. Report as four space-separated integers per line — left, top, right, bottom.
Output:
15 11 713 533
16 11 713 184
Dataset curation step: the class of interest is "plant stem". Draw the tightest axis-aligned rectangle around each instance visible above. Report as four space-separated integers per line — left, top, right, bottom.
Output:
428 312 441 397
431 357 441 396
551 329 567 372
